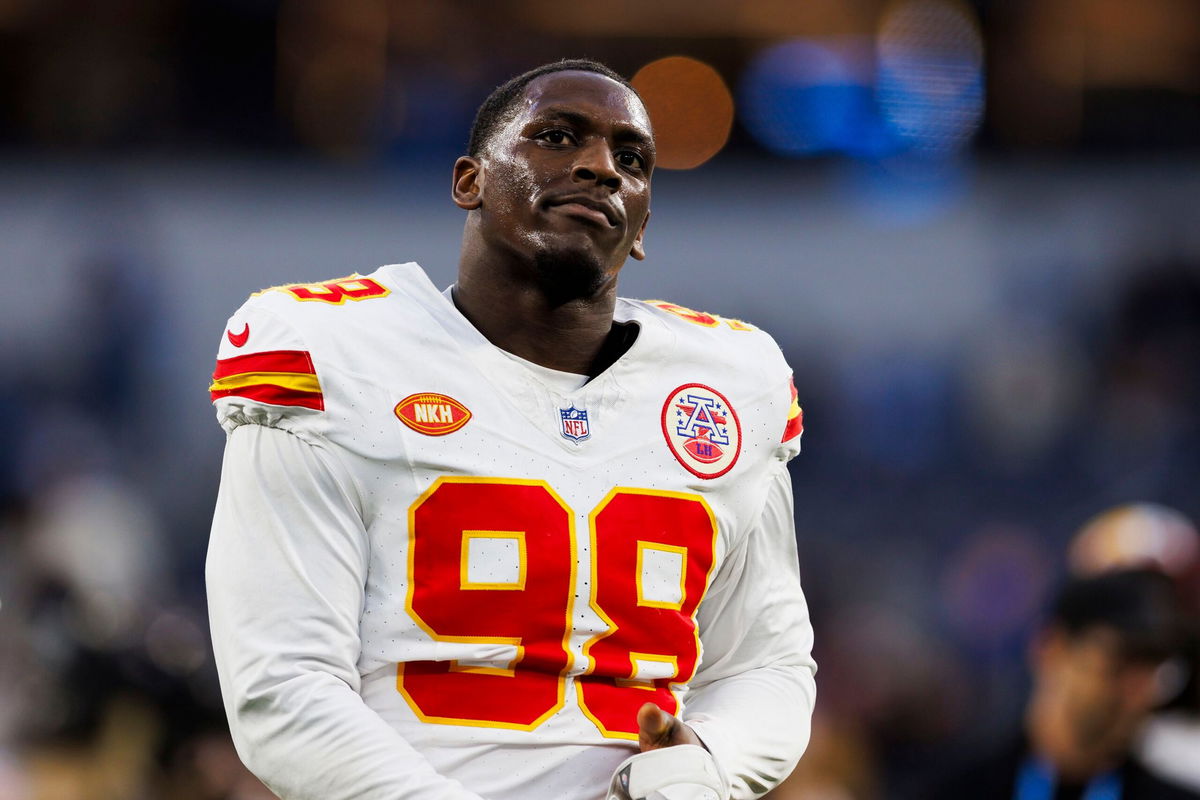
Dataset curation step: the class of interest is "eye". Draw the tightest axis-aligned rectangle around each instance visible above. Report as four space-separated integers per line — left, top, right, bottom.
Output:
616 150 646 170
536 129 576 146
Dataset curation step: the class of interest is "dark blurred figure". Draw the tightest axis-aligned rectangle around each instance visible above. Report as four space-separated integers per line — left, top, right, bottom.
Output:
1069 504 1200 792
927 569 1197 800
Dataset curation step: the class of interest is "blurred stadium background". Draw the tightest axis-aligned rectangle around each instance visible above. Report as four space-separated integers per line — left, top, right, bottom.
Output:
1 1 1198 798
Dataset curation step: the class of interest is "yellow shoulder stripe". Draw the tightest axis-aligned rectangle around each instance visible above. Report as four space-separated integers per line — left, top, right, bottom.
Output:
208 371 322 394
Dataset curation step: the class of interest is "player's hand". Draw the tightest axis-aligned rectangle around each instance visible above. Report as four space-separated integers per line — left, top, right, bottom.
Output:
637 702 705 752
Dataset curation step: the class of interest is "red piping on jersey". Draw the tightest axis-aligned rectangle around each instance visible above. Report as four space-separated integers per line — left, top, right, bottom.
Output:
212 349 317 379
782 378 803 443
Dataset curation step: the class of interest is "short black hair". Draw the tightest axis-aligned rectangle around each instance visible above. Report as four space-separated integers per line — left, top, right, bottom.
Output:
467 59 638 158
1051 569 1184 662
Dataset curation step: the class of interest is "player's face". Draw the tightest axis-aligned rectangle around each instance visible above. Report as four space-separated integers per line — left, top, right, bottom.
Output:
461 71 655 298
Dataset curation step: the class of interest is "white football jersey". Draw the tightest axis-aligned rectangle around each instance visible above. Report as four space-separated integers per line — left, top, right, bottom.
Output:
207 263 814 800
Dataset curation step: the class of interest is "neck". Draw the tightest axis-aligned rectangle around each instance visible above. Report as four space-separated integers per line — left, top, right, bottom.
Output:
454 249 622 376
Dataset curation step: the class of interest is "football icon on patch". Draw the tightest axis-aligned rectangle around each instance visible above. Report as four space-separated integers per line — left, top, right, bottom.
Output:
395 393 471 436
661 383 741 479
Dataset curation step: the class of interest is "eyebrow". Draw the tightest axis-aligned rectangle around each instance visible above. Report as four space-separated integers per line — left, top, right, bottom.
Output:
531 106 656 152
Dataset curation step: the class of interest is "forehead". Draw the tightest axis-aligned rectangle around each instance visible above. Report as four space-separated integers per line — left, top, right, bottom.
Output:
515 71 652 136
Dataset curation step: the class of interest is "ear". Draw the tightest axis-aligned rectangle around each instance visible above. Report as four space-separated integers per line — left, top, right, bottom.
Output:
452 156 483 210
629 208 650 261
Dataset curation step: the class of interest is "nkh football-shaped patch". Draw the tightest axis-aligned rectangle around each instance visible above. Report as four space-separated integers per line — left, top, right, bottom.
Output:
395 393 471 436
661 383 741 479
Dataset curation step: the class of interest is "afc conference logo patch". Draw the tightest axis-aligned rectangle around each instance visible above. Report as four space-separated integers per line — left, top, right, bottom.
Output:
559 405 590 442
661 383 741 479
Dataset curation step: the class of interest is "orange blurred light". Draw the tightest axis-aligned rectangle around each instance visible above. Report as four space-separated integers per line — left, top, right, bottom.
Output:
632 56 734 170
1070 504 1199 578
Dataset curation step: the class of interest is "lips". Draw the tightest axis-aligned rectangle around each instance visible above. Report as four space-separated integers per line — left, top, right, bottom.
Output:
546 195 620 228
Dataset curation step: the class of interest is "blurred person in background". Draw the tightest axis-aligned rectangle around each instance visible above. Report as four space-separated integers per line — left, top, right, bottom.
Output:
1069 504 1200 793
206 59 815 800
927 569 1197 800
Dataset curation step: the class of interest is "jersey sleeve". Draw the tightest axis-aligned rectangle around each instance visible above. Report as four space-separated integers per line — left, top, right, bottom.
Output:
682 462 817 799
207 424 488 800
208 300 326 435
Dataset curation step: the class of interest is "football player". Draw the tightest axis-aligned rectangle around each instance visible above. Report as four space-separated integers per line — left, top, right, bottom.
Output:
206 59 815 800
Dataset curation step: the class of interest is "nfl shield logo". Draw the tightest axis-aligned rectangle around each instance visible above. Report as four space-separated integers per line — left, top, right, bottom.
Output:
559 406 590 442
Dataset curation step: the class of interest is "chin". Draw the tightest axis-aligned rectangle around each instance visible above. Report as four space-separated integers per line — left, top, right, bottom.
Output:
531 247 614 303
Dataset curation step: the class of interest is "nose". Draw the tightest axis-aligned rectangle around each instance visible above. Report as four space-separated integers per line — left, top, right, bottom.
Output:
572 140 621 192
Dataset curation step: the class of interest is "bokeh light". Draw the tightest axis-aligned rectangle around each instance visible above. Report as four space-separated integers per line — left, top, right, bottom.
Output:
1069 504 1200 578
738 1 984 162
941 525 1055 653
876 0 985 156
631 56 734 170
738 39 892 158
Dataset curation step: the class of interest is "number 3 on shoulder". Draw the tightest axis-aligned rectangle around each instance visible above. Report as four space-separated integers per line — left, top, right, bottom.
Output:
257 275 390 305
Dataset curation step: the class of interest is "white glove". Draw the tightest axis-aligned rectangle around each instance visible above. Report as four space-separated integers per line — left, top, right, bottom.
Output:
606 745 728 800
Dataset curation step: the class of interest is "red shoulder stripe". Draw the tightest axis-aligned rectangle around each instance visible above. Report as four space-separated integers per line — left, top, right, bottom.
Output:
782 377 804 443
209 383 325 411
212 349 316 380
210 349 323 410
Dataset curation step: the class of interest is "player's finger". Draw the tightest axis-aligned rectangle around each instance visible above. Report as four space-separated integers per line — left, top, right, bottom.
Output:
637 702 675 751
